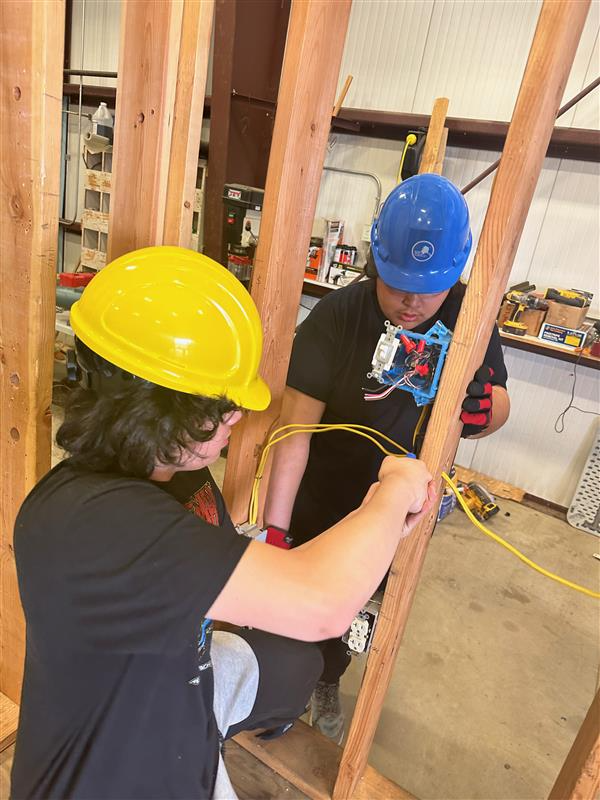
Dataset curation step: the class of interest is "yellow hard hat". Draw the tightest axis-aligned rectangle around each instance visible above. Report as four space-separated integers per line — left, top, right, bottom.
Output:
70 246 271 411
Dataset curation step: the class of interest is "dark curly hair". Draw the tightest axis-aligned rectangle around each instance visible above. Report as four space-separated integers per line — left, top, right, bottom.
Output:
56 341 238 478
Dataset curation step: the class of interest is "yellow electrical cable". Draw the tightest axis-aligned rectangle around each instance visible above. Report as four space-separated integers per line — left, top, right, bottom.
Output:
251 424 600 600
248 423 410 526
412 406 429 451
441 471 600 600
396 133 418 184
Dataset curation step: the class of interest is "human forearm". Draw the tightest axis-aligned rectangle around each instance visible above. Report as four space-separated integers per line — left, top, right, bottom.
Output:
292 477 421 635
262 387 325 529
209 458 432 641
263 432 311 529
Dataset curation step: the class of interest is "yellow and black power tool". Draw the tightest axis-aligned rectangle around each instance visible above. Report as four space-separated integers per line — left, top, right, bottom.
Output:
544 288 591 308
458 482 499 522
502 290 548 336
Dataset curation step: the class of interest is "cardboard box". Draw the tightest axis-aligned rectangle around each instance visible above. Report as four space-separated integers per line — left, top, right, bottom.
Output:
545 299 588 329
539 322 586 349
497 301 546 336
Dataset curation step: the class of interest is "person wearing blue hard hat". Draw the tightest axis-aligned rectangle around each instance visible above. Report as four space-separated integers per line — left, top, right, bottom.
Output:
263 173 510 743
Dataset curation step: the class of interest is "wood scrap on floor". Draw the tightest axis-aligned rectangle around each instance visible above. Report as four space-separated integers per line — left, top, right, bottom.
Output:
224 740 310 800
234 720 414 800
454 465 525 502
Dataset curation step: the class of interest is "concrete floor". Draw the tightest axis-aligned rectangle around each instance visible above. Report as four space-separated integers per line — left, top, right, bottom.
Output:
340 499 599 799
6 415 595 800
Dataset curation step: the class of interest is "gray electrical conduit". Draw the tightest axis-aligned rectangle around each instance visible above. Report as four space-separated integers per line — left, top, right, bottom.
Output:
323 165 382 222
60 0 87 227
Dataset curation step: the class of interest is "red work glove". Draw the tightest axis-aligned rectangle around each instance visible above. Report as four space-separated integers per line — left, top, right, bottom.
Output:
460 365 494 438
265 525 293 550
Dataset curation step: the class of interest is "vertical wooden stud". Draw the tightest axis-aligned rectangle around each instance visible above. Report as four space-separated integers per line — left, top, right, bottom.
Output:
0 0 66 704
548 690 599 800
221 0 352 522
418 97 449 174
108 0 213 259
334 2 590 797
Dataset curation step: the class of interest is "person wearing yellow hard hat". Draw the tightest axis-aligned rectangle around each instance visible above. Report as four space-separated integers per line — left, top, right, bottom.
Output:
11 246 433 800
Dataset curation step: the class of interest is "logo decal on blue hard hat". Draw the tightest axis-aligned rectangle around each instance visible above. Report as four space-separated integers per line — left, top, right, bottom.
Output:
411 241 435 262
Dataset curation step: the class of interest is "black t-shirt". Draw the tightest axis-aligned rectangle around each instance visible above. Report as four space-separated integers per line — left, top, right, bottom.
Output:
11 461 249 799
287 279 507 544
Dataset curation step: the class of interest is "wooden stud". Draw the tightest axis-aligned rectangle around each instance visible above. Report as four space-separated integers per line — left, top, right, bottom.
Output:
334 2 590 798
163 0 214 246
418 97 449 174
333 75 353 117
0 0 65 706
108 0 213 260
548 690 599 800
222 0 352 523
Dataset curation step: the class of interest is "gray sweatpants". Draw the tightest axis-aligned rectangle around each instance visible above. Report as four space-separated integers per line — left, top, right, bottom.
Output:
210 630 323 799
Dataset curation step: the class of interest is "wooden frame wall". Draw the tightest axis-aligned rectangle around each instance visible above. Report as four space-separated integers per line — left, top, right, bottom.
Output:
1 0 597 793
0 0 66 709
222 0 595 797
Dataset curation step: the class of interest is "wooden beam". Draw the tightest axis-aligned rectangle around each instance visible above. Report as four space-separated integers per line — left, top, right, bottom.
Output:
419 97 449 174
548 690 600 800
107 0 213 259
333 2 591 798
0 0 65 706
221 0 352 523
163 0 214 246
234 721 414 800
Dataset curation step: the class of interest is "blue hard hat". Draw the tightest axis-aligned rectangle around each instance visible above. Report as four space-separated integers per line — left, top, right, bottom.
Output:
371 174 472 293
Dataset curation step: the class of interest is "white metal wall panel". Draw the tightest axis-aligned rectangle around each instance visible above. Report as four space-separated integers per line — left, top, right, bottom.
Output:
316 134 402 249
412 1 541 120
525 159 600 316
69 0 120 87
560 0 600 127
337 0 599 125
456 349 599 507
336 1 435 112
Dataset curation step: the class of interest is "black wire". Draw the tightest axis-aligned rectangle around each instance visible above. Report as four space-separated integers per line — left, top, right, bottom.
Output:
554 351 600 433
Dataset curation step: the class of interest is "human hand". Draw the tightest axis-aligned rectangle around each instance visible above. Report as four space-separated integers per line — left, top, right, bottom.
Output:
378 455 432 514
461 365 494 437
402 480 438 536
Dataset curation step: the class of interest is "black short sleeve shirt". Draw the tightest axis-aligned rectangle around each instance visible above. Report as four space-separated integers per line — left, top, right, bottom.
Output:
287 280 507 544
11 461 249 799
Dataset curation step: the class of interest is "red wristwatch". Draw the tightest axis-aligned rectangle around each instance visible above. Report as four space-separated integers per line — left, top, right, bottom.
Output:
265 525 293 550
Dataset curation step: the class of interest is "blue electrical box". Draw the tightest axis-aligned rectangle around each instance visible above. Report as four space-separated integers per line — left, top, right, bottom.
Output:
367 320 453 406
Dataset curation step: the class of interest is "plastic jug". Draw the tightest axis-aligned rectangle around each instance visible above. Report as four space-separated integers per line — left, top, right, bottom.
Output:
92 102 114 143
